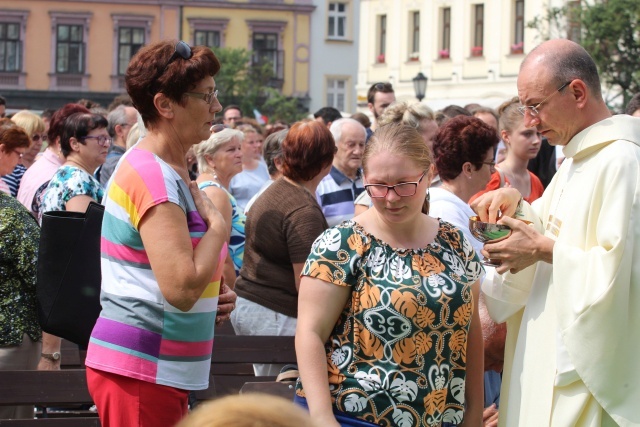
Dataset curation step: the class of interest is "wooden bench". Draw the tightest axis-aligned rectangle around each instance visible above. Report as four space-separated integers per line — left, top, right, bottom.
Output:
0 334 297 426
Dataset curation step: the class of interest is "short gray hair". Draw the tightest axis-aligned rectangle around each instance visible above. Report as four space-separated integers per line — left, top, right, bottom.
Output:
329 118 365 144
195 128 244 175
106 105 128 138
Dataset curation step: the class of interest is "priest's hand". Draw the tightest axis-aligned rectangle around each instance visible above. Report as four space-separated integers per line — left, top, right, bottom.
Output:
471 188 522 223
482 216 554 274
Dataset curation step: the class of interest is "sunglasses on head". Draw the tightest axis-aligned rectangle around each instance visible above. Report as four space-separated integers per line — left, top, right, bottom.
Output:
153 41 193 84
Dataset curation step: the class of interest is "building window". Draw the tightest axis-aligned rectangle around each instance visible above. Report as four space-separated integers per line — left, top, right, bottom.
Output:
514 0 525 47
472 4 484 56
326 78 346 112
377 15 386 63
328 2 347 39
410 11 420 60
118 27 144 75
252 32 284 85
0 23 20 72
195 30 220 49
56 25 84 74
440 7 451 59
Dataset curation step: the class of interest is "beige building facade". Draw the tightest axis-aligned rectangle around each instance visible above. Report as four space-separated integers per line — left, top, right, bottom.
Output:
356 0 544 111
0 0 313 111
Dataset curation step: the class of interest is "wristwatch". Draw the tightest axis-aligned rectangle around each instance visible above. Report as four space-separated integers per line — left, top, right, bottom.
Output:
41 352 61 361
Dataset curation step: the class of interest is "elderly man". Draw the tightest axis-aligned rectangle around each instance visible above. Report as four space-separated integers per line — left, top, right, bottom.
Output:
367 82 395 133
98 105 137 186
316 118 365 226
472 39 640 426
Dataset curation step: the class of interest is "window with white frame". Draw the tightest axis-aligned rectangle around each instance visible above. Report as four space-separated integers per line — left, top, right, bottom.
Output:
188 18 229 49
441 8 451 53
0 23 21 72
326 77 347 112
377 15 387 62
472 4 484 56
328 2 347 39
118 27 144 75
514 0 524 45
49 11 91 89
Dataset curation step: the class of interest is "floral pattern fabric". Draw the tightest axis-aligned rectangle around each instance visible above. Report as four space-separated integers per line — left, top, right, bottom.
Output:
296 220 483 427
40 165 104 223
0 192 41 346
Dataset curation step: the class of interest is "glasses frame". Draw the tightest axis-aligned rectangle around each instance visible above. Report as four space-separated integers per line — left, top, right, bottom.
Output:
481 161 496 172
185 90 219 105
81 135 112 147
31 134 48 143
13 149 23 159
517 81 572 117
364 172 427 198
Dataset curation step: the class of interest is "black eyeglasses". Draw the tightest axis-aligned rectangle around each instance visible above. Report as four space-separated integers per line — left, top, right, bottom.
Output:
364 172 426 198
154 41 193 83
81 135 112 147
482 161 496 172
372 82 393 92
13 149 23 159
32 134 48 142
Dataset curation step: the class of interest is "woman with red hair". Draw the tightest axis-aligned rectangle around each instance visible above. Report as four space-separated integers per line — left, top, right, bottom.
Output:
231 120 334 376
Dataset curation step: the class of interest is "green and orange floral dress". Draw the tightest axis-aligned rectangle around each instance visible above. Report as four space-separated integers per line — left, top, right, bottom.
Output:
296 220 483 427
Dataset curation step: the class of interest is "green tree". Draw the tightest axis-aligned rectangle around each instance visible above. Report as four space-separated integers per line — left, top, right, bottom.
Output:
527 0 640 109
212 47 307 124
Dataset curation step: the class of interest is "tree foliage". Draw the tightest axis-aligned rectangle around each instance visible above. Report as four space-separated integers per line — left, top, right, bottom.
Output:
527 0 640 109
212 47 307 124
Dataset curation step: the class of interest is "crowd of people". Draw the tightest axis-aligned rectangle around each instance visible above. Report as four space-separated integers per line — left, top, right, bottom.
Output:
1 37 640 427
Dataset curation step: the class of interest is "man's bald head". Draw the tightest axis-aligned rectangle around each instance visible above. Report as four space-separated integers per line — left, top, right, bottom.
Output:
521 39 602 99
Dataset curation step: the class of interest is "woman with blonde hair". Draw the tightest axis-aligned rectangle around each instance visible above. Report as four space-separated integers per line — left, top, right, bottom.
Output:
296 123 484 427
229 124 269 210
471 97 544 204
354 101 440 215
1 111 46 196
196 127 246 286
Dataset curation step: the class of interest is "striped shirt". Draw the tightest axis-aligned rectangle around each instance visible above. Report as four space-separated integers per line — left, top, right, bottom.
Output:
1 164 26 197
85 148 226 390
316 166 364 227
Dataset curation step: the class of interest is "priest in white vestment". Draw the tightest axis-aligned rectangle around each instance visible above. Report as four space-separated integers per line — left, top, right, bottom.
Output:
471 39 640 427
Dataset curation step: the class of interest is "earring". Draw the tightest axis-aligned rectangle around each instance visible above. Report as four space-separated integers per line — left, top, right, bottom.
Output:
426 189 430 203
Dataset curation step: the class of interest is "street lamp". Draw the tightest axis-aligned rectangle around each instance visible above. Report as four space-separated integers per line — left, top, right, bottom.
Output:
413 72 428 102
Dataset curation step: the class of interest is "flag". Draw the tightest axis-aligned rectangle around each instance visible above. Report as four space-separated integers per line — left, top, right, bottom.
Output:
253 109 268 125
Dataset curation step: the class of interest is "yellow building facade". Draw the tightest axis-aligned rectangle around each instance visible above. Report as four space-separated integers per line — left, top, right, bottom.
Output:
0 0 313 111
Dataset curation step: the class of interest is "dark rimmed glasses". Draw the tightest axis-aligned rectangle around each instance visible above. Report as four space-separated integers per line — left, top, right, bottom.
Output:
517 81 572 117
482 161 496 172
32 134 48 143
364 172 426 198
81 135 112 147
154 41 193 83
13 149 23 159
185 90 219 105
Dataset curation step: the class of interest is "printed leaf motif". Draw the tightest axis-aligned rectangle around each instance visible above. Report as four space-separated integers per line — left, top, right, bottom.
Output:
358 284 381 311
347 232 368 255
424 388 447 416
391 289 418 317
359 326 384 359
344 393 368 412
392 408 415 427
393 337 418 365
412 253 445 276
306 261 334 282
414 331 432 355
390 378 418 402
449 329 466 353
453 303 472 326
415 306 436 328
319 228 342 252
443 408 464 423
354 371 382 392
367 247 387 274
330 345 352 368
449 377 465 403
390 255 412 280
435 374 445 390
443 251 466 276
